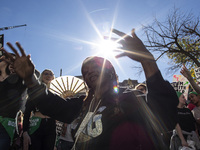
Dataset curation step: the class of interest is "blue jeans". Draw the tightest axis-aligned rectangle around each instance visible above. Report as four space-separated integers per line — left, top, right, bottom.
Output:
0 123 11 150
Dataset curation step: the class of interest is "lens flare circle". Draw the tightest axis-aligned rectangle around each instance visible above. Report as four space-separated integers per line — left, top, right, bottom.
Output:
113 86 119 93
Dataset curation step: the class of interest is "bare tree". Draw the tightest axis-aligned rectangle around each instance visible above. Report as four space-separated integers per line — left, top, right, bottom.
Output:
143 7 200 75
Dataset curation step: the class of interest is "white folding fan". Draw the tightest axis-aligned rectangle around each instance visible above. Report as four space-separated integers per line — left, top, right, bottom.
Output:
49 75 86 99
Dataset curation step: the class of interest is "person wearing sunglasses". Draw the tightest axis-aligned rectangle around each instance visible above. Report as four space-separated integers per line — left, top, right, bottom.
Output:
22 69 57 150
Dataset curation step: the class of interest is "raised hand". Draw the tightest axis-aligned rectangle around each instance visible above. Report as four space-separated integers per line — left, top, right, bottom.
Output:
1 42 35 85
112 28 158 78
112 28 154 62
180 64 200 94
180 64 193 80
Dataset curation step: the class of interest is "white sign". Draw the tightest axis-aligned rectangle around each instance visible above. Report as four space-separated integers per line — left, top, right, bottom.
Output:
194 67 200 83
171 75 189 99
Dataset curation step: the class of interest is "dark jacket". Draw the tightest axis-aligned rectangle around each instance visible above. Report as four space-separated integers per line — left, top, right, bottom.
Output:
27 71 178 150
0 74 26 118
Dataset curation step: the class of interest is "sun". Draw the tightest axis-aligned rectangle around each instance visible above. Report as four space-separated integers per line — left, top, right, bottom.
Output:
95 38 119 58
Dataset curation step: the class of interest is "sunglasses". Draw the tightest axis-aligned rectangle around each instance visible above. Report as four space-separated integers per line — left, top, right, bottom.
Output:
43 72 54 76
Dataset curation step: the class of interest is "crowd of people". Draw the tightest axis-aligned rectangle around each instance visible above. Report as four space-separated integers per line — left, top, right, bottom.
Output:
0 28 200 150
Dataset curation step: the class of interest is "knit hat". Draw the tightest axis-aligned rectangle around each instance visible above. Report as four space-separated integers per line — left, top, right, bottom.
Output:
189 91 198 96
176 91 183 98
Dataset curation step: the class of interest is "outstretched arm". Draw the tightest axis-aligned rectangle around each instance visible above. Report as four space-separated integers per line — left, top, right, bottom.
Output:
1 42 38 88
1 42 84 123
112 28 178 131
180 64 200 94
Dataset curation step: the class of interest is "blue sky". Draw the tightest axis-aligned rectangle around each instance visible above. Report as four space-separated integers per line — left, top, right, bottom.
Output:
1 0 199 83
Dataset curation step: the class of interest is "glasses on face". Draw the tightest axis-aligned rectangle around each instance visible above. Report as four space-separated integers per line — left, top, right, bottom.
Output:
43 72 54 76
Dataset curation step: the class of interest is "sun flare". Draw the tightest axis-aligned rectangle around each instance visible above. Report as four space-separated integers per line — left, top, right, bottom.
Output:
95 39 119 58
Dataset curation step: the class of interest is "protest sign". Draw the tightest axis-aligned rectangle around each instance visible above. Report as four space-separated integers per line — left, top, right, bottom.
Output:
194 67 200 84
171 75 189 99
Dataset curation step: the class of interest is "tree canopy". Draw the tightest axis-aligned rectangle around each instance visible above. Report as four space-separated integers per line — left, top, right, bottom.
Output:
143 8 200 75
